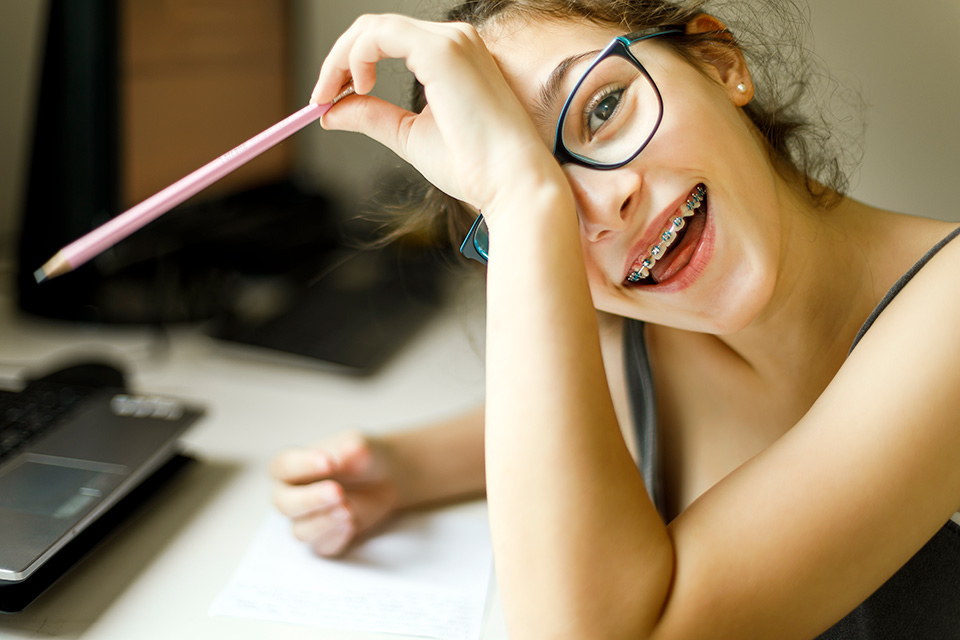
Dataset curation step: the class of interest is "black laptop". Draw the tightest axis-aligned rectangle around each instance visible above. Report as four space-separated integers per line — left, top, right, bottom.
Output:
0 362 203 611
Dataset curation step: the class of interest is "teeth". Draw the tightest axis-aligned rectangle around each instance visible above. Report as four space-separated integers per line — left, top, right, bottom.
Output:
625 185 705 284
626 266 649 283
685 184 705 212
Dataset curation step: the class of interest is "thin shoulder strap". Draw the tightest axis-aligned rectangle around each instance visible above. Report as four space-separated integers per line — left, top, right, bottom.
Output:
850 226 960 354
623 319 666 516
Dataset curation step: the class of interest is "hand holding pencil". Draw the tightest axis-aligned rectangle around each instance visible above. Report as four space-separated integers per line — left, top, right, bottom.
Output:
35 86 354 283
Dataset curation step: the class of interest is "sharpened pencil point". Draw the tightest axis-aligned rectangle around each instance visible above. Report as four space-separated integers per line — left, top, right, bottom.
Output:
34 252 70 283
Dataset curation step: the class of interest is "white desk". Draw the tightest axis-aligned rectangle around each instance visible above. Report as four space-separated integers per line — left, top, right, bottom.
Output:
0 279 508 639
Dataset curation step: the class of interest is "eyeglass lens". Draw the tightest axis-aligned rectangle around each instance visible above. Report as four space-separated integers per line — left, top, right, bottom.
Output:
558 47 661 167
471 216 489 261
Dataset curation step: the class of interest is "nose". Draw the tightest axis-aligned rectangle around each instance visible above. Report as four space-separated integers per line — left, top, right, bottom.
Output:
563 165 642 243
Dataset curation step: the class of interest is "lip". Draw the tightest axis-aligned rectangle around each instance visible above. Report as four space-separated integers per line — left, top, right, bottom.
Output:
622 185 703 280
643 204 713 292
620 185 714 293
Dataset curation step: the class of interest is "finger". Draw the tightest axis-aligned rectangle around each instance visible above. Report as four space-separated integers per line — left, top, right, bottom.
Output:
320 94 417 160
313 13 411 103
270 429 375 483
269 446 338 483
334 432 374 475
342 17 474 92
291 506 356 557
313 522 355 557
311 15 367 104
313 14 467 104
345 25 382 96
273 479 345 518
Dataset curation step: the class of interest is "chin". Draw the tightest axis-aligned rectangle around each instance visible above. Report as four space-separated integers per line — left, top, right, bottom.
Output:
602 263 773 336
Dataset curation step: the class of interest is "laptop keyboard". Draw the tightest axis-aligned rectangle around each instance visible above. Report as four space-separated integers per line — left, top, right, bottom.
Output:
0 382 97 464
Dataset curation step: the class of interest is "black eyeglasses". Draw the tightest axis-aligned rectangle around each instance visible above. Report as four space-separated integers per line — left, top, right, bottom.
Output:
459 29 681 265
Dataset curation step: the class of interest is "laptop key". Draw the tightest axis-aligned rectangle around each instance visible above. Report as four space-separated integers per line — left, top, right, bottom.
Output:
0 382 98 464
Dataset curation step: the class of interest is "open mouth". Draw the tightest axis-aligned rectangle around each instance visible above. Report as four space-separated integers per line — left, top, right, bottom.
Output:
624 184 707 286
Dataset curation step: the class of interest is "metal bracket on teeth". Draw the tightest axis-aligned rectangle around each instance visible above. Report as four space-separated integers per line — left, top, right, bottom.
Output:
627 186 704 284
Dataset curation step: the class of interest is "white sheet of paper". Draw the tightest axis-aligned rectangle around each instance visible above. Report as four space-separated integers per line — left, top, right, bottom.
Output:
211 501 492 640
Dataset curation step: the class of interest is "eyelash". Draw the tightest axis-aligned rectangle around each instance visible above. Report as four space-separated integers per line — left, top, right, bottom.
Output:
582 84 626 134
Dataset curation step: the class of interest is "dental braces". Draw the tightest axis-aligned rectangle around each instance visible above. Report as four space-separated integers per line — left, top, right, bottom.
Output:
626 185 706 283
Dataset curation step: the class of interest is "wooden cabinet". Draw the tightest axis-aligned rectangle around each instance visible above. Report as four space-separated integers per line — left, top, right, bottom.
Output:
120 0 290 206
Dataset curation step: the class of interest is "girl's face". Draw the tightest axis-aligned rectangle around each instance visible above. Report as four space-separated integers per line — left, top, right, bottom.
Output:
484 18 790 335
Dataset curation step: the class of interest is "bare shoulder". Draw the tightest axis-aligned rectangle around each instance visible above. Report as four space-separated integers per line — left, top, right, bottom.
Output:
865 211 959 292
869 216 960 322
840 214 960 414
916 222 960 294
918 219 960 269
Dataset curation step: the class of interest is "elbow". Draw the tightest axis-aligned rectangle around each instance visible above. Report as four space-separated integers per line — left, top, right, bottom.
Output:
503 540 677 640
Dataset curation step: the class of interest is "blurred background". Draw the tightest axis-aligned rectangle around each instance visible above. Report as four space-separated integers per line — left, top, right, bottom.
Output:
0 0 460 374
0 0 957 369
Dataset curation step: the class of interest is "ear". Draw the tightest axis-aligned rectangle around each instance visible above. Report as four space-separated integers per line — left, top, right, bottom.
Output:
685 14 753 106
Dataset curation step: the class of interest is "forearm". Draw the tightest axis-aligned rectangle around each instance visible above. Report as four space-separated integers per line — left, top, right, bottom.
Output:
483 184 673 638
380 406 486 509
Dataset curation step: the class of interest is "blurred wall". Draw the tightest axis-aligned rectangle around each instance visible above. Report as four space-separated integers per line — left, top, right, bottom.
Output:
804 0 960 219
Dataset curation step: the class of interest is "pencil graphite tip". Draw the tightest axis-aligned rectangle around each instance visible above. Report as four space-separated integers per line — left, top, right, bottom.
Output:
34 252 70 283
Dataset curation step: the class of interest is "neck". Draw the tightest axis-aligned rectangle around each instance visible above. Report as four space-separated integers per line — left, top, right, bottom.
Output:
717 185 890 388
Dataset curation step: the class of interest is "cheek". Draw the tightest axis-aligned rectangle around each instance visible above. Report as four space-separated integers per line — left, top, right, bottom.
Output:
696 244 777 332
679 206 782 333
652 60 762 171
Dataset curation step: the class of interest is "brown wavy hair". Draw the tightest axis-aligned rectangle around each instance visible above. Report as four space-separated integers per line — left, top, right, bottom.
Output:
378 0 861 251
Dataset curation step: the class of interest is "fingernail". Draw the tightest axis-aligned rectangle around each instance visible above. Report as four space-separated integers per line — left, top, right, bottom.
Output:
316 482 341 506
332 84 355 103
319 524 352 556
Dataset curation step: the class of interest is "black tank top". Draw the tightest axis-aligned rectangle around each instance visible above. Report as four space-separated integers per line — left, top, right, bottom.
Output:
623 227 960 638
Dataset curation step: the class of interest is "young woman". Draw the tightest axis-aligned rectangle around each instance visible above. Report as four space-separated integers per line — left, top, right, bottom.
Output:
269 1 960 637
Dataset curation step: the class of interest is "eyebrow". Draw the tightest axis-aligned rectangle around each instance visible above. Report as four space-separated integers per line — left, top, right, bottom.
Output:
533 49 601 128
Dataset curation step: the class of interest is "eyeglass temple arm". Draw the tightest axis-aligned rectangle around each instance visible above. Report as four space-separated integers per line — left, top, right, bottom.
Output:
459 214 488 265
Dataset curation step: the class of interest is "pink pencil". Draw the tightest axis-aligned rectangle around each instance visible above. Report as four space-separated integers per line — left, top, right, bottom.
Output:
35 91 351 283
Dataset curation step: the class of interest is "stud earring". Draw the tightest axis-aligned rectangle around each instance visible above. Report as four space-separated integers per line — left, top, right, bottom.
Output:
736 83 747 93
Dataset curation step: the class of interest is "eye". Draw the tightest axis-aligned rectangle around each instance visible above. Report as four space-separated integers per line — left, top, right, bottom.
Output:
585 87 624 137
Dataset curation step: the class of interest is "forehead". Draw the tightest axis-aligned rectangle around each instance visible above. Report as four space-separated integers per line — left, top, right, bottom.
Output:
482 18 621 110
